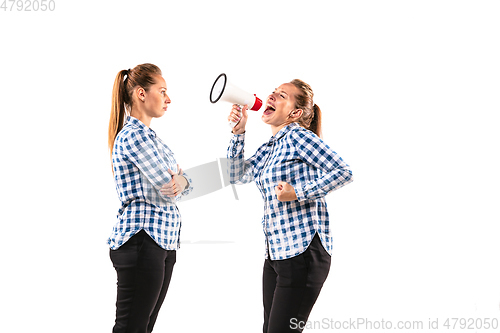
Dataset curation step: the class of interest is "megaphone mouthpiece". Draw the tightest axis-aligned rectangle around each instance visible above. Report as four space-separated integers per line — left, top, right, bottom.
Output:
250 94 263 111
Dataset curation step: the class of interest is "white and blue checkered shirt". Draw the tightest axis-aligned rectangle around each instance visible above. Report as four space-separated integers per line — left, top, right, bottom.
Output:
108 116 193 250
228 123 353 260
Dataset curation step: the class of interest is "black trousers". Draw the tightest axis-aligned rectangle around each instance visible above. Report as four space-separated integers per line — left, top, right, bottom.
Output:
110 230 176 333
263 233 331 333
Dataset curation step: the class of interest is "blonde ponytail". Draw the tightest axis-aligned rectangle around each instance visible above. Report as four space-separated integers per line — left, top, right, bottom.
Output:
289 79 322 137
108 63 163 163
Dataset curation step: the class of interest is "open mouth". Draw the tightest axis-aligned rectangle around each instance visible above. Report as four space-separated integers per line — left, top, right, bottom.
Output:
263 103 275 116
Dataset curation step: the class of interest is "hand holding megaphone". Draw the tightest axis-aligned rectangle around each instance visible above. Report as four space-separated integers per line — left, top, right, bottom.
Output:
228 104 248 134
210 73 262 128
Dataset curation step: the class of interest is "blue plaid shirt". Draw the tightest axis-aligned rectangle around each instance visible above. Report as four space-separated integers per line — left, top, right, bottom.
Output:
108 116 193 250
228 123 353 260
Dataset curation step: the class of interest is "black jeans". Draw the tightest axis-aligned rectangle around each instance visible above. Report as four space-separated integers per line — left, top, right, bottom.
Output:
263 233 331 333
110 230 176 333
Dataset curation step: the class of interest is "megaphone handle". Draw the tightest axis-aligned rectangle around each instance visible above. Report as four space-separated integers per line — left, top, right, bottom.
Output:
228 104 243 128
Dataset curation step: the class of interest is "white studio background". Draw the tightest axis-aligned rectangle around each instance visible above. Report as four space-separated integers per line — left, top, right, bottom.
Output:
1 1 499 332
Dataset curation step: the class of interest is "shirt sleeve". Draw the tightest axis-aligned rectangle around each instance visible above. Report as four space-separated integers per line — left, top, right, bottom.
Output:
291 129 353 202
226 132 257 185
157 135 193 199
177 171 193 200
120 130 182 203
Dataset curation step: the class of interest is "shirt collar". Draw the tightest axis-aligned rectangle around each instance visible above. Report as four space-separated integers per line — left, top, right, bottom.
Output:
267 122 300 145
127 116 157 138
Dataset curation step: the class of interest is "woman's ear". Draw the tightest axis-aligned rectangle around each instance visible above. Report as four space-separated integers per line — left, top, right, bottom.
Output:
291 109 303 119
136 87 146 102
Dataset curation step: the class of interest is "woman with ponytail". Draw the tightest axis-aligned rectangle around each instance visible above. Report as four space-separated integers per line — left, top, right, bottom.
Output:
227 79 353 332
108 63 192 333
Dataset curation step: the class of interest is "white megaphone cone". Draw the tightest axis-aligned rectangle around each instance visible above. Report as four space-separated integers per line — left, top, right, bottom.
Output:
210 73 263 127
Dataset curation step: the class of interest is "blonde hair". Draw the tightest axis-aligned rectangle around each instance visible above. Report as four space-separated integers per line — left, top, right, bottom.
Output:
289 79 322 137
108 63 162 159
